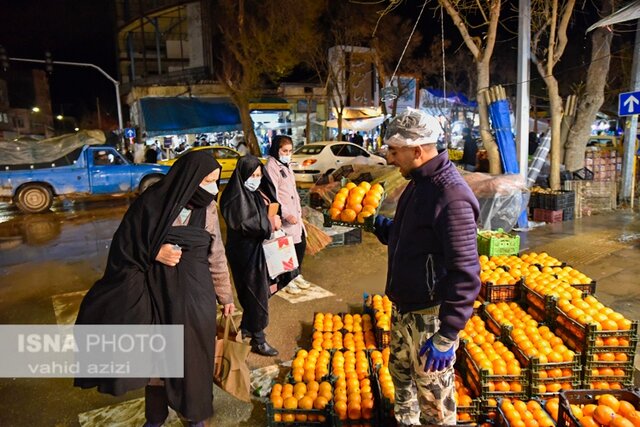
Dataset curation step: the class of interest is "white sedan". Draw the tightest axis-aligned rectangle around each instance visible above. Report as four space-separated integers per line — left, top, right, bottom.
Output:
291 141 387 183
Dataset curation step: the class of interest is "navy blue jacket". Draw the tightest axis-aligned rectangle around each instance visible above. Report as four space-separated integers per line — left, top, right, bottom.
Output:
374 151 481 340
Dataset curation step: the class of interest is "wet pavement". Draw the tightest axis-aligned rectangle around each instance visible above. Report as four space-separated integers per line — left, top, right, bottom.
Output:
0 199 638 426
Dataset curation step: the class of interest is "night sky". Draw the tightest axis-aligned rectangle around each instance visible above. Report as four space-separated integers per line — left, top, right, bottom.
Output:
0 0 116 119
0 0 635 123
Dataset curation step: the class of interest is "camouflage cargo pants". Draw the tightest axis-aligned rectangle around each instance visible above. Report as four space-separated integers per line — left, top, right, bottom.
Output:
389 307 456 426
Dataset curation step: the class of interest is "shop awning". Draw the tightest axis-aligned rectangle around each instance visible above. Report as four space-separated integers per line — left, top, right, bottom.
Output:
249 97 290 111
140 97 243 137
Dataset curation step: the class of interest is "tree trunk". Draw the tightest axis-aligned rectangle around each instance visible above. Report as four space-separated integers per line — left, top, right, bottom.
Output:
546 77 563 190
564 0 614 171
337 108 343 141
477 62 501 174
236 99 260 155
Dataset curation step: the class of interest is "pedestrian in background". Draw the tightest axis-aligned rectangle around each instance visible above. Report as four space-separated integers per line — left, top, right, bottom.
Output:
265 135 310 295
373 109 480 426
75 151 236 427
462 127 477 171
220 155 285 357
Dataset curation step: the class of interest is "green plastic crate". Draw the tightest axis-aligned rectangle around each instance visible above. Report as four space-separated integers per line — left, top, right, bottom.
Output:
477 229 520 257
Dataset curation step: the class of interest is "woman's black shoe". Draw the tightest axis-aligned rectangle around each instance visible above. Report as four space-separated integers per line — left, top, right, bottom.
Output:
251 341 279 356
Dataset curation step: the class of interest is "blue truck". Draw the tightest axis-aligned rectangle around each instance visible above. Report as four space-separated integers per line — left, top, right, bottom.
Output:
0 144 169 213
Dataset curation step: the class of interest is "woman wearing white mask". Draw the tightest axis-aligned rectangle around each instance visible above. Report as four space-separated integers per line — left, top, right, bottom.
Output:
220 155 284 356
265 135 310 294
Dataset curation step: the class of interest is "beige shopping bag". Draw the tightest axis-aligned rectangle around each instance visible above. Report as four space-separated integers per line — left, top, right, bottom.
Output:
214 315 251 402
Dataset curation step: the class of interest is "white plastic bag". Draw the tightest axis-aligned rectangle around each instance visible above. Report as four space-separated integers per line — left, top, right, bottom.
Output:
262 230 299 279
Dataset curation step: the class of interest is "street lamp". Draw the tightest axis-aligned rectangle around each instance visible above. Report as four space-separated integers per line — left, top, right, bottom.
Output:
56 114 63 121
74 127 79 132
32 106 40 113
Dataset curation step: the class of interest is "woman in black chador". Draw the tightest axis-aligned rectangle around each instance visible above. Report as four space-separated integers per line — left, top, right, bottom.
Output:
74 151 236 427
220 155 292 357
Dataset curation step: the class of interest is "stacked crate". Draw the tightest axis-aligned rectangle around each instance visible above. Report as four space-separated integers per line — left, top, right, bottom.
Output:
552 307 638 389
584 150 622 182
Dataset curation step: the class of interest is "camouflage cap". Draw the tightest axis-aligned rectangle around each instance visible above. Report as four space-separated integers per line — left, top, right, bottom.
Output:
384 108 442 146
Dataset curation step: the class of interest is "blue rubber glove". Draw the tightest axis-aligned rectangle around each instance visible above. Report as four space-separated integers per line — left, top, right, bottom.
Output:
419 336 455 372
374 214 393 230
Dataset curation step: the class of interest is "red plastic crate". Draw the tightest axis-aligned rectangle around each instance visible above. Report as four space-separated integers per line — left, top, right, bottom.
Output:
533 208 563 223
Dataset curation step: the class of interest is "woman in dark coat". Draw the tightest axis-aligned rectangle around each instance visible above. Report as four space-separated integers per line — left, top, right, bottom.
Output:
220 155 286 357
74 151 235 427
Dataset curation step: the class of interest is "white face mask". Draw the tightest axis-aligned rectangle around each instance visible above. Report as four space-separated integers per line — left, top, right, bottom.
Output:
279 155 291 164
200 181 218 196
244 176 261 192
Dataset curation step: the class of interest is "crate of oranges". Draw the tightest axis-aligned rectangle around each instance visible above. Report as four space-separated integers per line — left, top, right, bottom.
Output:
324 181 385 231
556 389 640 427
329 350 378 425
552 296 638 359
363 294 392 349
311 312 377 352
455 372 481 424
497 398 557 427
267 380 337 426
287 348 333 384
581 361 635 391
370 348 394 425
503 325 582 398
458 336 529 402
478 255 530 303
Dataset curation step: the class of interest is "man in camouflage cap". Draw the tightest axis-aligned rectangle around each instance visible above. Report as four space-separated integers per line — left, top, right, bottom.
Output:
373 108 481 426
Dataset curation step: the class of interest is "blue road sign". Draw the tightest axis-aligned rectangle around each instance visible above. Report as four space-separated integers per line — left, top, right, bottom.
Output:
619 91 640 116
124 128 136 139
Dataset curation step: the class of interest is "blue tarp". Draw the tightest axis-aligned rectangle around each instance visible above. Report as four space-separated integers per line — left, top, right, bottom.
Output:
426 88 478 108
140 97 243 137
488 99 519 174
488 98 528 227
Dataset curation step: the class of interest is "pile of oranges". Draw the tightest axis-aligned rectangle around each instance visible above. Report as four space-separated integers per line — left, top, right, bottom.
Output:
479 255 532 285
462 317 525 393
556 296 633 332
370 348 394 405
290 348 331 383
500 398 556 427
519 252 563 267
485 301 539 333
454 372 477 422
331 350 375 421
368 294 392 332
269 380 333 422
311 313 376 351
553 393 640 427
328 181 384 224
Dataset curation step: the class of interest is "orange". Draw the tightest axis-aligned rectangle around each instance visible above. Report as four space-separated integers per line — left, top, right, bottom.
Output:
370 183 384 194
602 319 619 331
334 400 347 420
340 209 357 223
582 404 598 417
617 318 632 330
581 416 600 427
283 396 298 410
331 199 345 210
619 401 637 417
346 202 363 214
358 181 372 191
347 400 361 420
299 395 314 410
612 418 635 427
357 211 373 223
362 196 380 208
599 395 621 413
593 405 616 426
626 411 640 427
615 353 629 362
271 394 284 408
328 207 342 220
345 182 357 190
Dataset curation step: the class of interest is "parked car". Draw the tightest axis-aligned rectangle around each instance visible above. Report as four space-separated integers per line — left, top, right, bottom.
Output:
291 141 387 183
158 145 265 182
0 145 169 213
